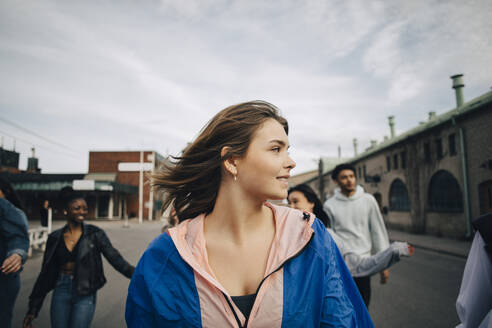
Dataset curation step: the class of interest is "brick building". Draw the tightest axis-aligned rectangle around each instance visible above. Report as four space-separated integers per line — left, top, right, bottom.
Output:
0 147 21 174
88 150 166 221
1 150 166 222
299 75 492 239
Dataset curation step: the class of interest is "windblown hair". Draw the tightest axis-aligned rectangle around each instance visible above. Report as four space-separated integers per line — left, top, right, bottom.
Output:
0 177 24 210
288 184 330 228
153 101 288 222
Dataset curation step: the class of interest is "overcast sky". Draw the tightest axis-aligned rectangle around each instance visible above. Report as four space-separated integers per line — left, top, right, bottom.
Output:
1 0 491 175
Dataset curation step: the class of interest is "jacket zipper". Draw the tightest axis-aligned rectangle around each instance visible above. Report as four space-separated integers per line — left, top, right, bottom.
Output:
224 232 315 328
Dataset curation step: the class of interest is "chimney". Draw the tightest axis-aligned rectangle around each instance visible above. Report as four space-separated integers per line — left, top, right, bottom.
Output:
27 147 41 173
353 138 358 156
338 145 341 159
384 136 389 141
451 74 465 107
428 111 437 121
370 140 378 148
388 116 395 138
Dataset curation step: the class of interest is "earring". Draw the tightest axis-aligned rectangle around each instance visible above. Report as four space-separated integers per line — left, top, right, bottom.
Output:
234 174 237 181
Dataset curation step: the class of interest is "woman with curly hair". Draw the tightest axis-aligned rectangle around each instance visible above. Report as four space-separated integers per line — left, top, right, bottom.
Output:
24 187 135 328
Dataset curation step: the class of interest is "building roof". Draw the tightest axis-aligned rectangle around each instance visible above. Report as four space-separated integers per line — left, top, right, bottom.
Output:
320 157 351 174
1 172 85 182
289 169 318 187
289 157 349 187
1 173 85 192
346 90 492 164
0 172 137 193
84 173 117 181
301 90 492 185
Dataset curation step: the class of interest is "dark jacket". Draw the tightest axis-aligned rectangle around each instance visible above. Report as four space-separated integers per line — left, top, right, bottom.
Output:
28 223 134 317
0 198 29 266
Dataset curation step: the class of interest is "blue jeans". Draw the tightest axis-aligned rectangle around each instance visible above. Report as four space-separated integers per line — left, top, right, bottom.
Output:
0 273 20 328
50 274 97 328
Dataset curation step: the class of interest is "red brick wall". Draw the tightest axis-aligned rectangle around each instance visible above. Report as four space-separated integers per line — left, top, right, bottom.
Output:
88 151 155 219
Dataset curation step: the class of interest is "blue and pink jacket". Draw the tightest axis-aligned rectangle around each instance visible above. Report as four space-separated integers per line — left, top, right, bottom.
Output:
126 203 374 327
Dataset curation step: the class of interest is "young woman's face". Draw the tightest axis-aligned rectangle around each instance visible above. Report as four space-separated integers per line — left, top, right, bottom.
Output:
287 191 315 212
67 198 88 223
236 119 296 200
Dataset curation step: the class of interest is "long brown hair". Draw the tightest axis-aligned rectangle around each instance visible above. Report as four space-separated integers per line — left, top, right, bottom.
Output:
153 100 288 222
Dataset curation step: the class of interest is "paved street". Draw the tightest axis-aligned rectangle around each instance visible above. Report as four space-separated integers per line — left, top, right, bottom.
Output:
12 220 467 327
371 247 465 328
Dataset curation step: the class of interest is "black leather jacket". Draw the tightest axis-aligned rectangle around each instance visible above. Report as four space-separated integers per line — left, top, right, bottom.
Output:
28 223 134 316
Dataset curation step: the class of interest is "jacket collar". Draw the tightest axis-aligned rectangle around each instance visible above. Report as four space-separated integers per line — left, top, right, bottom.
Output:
168 202 315 295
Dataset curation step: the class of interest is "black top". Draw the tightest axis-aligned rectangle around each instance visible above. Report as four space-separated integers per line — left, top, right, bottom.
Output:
231 293 256 320
54 234 80 266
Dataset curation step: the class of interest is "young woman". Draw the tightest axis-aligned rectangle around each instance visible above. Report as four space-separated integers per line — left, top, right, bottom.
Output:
288 184 414 278
23 187 135 328
287 184 330 227
0 177 29 328
126 101 373 327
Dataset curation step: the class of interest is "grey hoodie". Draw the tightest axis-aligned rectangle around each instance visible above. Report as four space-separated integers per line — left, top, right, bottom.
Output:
324 185 389 259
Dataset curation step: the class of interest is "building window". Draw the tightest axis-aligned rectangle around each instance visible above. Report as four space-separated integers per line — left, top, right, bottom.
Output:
386 156 391 171
363 165 367 179
358 167 362 179
389 179 411 211
393 154 399 170
449 134 457 156
424 142 431 163
436 138 443 160
401 151 407 169
428 170 463 212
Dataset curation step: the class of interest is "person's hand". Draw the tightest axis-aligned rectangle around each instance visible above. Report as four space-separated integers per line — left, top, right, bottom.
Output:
23 314 35 328
1 253 22 274
380 269 389 284
408 245 415 256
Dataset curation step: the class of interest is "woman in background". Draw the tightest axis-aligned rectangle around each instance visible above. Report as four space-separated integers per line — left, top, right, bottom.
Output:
0 177 29 328
288 184 414 278
24 187 135 328
287 183 330 227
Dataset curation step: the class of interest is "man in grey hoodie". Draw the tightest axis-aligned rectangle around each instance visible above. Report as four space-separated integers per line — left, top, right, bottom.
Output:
324 164 390 307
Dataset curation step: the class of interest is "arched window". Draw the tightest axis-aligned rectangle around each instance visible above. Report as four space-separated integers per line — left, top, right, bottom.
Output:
428 170 463 212
389 179 410 211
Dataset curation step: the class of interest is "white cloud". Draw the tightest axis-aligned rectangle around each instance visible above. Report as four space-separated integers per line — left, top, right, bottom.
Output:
0 0 491 174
